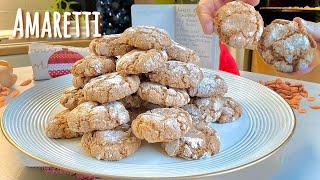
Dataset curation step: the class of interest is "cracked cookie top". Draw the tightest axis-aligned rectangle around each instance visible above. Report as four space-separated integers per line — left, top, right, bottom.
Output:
81 124 141 160
166 41 200 64
217 97 243 123
72 76 91 89
148 61 203 89
46 109 82 139
116 49 168 75
60 87 86 110
89 34 133 57
137 82 190 107
162 125 220 160
119 26 172 50
257 19 317 72
131 107 192 143
214 1 263 48
71 55 116 77
67 101 130 133
182 96 224 124
83 72 140 103
188 69 228 98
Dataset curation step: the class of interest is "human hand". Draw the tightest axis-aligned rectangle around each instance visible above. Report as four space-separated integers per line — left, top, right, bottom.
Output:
196 0 260 34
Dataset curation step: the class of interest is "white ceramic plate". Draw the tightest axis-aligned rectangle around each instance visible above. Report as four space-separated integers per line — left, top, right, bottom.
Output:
1 71 295 178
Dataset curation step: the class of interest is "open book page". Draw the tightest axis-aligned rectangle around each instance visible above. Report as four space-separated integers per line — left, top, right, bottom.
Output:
175 4 220 70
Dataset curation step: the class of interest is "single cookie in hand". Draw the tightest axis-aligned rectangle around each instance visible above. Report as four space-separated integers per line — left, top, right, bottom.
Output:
116 49 168 75
72 76 91 89
137 82 190 107
182 96 224 124
188 69 228 98
166 41 200 64
217 97 242 123
132 108 192 143
60 87 86 110
46 109 82 139
120 26 172 50
214 1 263 48
162 125 220 160
71 55 116 77
67 101 130 133
89 34 133 57
258 19 317 72
81 124 141 160
148 61 203 89
83 72 140 103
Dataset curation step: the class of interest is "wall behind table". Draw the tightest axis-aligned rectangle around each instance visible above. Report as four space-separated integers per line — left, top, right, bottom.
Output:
0 0 52 30
252 50 320 83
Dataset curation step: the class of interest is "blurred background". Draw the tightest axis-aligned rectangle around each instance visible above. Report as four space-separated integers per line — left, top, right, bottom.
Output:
0 0 319 82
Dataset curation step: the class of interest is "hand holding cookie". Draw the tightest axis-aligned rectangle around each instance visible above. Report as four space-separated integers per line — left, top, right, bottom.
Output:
196 0 260 35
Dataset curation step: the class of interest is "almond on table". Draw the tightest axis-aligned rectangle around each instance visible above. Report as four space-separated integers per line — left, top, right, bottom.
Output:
10 90 20 98
310 105 320 110
307 96 316 102
260 78 309 110
20 79 32 86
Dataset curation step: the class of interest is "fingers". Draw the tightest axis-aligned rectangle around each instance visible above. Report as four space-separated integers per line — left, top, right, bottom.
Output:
241 0 260 6
196 1 216 35
293 17 320 50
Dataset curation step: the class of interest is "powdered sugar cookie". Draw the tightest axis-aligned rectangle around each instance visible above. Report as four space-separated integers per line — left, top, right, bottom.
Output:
162 125 220 160
67 101 130 133
116 49 168 75
81 124 141 160
148 61 203 89
137 82 190 107
217 97 243 123
132 108 192 143
60 87 86 110
72 76 91 89
258 19 317 72
214 1 263 48
166 41 200 64
188 69 228 98
83 72 140 103
120 26 172 50
89 34 133 57
71 55 116 77
46 109 82 139
182 96 224 124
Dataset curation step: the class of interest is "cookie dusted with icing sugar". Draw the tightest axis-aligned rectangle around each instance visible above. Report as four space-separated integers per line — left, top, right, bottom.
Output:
72 76 91 89
81 124 141 161
148 61 203 89
83 72 140 103
217 97 243 123
71 55 116 77
162 125 220 160
46 109 82 139
116 49 168 75
119 26 172 50
67 101 130 133
137 82 190 107
182 96 224 124
166 41 200 64
188 69 228 98
258 19 317 72
60 87 86 110
131 108 192 143
214 1 263 48
89 34 133 57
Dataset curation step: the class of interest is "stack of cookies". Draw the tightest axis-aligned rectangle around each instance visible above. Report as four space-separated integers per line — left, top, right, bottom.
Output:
45 26 242 161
